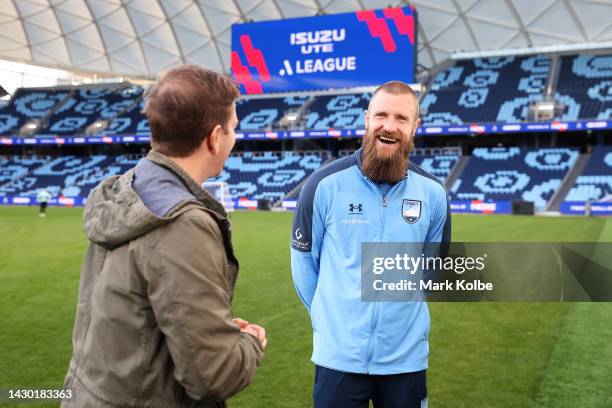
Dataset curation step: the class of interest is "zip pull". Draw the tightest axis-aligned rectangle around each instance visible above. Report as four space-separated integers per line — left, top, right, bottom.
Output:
382 195 387 207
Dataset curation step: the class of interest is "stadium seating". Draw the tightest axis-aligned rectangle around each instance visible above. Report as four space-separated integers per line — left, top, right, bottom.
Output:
422 55 550 125
555 54 612 120
4 52 612 139
0 88 70 135
1 152 330 205
0 155 141 199
450 147 579 210
410 154 459 183
108 94 312 134
4 52 611 139
211 151 330 202
0 155 52 196
305 92 371 129
105 99 149 135
236 96 309 130
44 86 143 135
565 145 612 202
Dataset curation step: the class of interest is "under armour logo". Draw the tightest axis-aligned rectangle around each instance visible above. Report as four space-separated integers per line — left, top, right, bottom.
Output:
349 203 363 214
295 227 303 240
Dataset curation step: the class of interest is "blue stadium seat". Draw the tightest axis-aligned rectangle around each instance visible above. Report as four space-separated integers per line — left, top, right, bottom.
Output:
451 147 579 210
1 151 327 204
422 55 550 125
44 86 143 136
0 88 69 135
410 154 459 183
106 99 149 135
555 54 612 120
237 96 309 130
210 151 329 202
565 145 612 201
0 155 141 199
0 155 53 195
305 93 371 129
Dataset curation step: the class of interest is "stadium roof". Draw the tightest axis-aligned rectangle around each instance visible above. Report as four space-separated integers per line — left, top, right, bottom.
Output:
1 0 612 79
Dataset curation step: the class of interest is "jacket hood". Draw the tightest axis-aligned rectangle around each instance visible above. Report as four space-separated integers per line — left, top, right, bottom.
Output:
83 151 227 250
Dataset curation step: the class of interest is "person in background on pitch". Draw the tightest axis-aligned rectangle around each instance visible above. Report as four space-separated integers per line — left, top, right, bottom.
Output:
36 187 51 217
291 81 451 408
62 65 266 407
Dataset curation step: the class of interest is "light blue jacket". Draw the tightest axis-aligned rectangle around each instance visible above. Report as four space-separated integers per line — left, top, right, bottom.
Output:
290 149 451 374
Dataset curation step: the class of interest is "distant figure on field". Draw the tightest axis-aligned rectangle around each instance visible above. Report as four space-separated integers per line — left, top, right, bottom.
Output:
36 188 51 217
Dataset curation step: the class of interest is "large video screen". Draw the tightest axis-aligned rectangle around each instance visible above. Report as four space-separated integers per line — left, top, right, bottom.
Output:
231 6 417 94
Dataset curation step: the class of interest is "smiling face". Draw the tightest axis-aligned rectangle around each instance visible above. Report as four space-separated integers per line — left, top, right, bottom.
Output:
362 88 420 183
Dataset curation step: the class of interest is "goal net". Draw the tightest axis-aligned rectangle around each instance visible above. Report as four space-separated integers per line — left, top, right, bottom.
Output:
202 181 234 212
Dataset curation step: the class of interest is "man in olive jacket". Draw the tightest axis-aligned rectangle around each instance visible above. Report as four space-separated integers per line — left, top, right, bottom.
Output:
62 65 266 407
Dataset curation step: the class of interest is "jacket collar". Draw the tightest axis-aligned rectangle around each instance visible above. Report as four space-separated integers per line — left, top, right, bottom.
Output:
146 150 227 217
354 148 363 170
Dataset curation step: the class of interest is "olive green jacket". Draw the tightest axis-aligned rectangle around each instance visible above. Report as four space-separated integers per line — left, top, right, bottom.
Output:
62 152 263 407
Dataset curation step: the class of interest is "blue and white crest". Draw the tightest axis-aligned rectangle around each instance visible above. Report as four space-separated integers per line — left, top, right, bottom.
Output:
402 199 421 224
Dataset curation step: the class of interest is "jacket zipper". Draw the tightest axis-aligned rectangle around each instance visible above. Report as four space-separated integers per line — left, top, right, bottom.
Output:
364 180 388 373
364 177 406 373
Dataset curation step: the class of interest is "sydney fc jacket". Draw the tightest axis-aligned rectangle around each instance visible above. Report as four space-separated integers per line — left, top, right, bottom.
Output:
290 149 451 375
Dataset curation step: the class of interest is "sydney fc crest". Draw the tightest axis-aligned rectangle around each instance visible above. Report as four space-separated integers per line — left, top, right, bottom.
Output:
402 200 421 224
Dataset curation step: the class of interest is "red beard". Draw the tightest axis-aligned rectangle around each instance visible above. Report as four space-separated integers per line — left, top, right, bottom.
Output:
361 129 414 184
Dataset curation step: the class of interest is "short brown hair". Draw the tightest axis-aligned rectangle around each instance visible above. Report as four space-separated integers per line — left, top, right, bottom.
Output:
370 80 420 119
144 64 240 157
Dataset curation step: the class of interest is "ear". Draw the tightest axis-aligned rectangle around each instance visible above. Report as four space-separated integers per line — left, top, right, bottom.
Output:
412 117 421 136
364 110 370 130
206 124 223 155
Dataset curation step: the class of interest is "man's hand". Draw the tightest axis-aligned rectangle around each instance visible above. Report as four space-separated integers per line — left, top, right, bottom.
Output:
233 318 249 329
248 324 267 349
233 318 267 349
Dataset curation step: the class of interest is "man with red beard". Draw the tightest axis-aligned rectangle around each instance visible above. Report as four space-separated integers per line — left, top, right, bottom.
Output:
291 81 450 407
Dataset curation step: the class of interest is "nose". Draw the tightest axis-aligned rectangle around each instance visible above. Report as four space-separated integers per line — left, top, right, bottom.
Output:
382 117 398 133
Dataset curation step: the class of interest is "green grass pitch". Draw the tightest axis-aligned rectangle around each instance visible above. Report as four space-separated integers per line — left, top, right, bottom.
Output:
0 206 611 407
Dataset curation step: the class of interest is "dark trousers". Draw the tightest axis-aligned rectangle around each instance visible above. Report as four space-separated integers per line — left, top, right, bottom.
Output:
39 202 47 213
313 365 427 408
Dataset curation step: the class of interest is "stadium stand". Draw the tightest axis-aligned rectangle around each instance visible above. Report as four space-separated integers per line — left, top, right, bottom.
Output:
2 52 611 138
304 92 371 130
555 53 612 121
0 88 70 135
421 55 550 125
236 96 309 130
43 86 144 135
0 152 330 205
0 155 141 199
212 151 330 203
450 147 579 210
565 145 612 202
235 92 372 131
410 154 459 183
105 99 149 135
1 52 610 213
0 155 52 196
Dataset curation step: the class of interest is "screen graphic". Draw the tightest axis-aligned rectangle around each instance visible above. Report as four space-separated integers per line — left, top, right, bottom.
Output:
231 6 417 94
